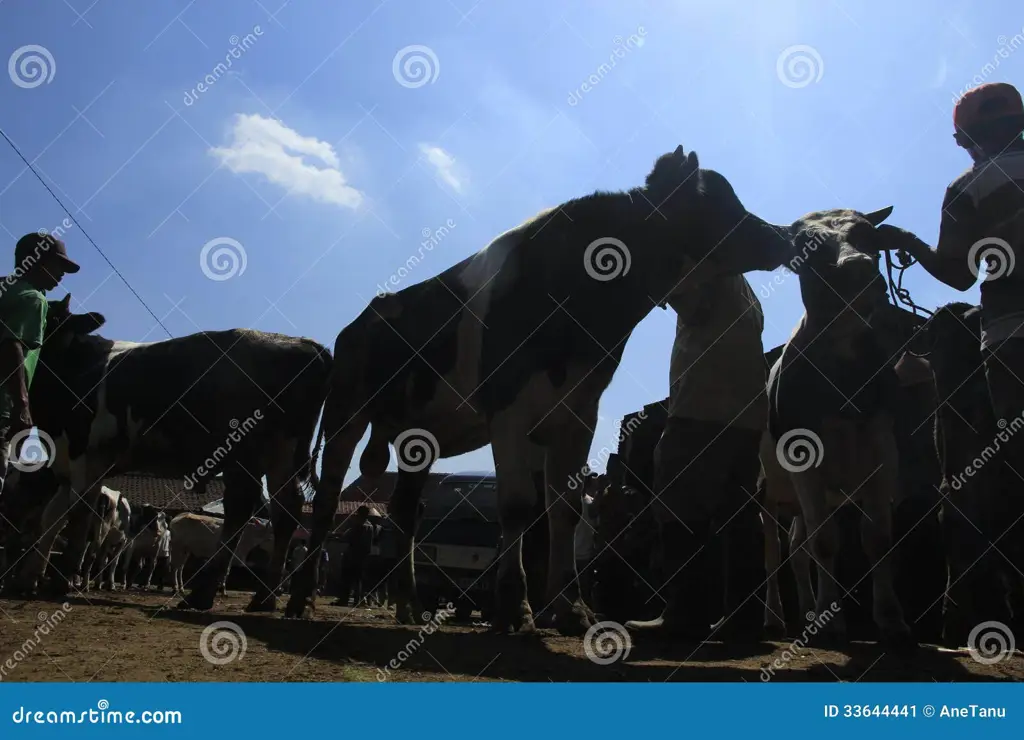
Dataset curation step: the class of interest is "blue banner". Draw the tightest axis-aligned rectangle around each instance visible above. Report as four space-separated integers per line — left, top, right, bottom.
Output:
0 684 1020 738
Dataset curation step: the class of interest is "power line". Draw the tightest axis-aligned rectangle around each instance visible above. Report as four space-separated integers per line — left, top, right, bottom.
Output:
0 125 174 338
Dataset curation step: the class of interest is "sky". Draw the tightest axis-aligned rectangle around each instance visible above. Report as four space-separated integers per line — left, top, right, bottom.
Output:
0 0 1020 484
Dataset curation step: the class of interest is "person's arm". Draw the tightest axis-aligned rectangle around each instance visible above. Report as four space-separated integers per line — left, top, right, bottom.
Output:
0 339 28 405
0 290 46 429
877 186 979 291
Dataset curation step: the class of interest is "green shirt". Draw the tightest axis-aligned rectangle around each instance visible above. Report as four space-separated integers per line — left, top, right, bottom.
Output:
0 277 47 422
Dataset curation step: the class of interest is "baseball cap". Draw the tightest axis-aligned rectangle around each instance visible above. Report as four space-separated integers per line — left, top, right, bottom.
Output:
954 82 1024 132
15 232 80 273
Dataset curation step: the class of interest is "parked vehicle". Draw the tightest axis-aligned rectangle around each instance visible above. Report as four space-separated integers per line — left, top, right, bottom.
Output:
413 472 499 622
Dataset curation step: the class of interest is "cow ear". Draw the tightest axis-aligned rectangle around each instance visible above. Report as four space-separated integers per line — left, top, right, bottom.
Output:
68 311 106 335
863 206 894 227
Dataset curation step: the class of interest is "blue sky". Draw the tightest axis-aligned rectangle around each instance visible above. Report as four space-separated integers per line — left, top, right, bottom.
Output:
0 0 1020 483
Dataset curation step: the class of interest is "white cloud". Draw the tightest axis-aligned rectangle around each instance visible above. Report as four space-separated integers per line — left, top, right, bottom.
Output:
419 143 464 192
210 114 363 209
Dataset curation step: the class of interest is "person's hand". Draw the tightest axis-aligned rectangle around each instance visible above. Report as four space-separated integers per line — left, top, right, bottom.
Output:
11 402 33 437
873 224 924 255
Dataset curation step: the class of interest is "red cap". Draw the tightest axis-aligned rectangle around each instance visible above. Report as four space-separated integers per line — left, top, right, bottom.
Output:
954 82 1024 132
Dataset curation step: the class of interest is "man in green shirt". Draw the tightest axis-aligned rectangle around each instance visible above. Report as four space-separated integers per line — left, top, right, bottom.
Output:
0 232 80 495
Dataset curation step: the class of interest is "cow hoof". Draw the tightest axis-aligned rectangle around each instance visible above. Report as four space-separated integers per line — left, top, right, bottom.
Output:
552 603 595 637
394 601 424 625
284 596 314 619
491 603 535 634
245 594 277 613
881 630 918 655
808 629 848 648
764 623 788 641
176 593 215 611
42 578 71 598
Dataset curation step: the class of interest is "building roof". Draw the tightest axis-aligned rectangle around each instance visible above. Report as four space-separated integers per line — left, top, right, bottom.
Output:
104 473 225 512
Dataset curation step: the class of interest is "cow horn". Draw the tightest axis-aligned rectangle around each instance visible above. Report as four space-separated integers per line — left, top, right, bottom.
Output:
863 206 894 226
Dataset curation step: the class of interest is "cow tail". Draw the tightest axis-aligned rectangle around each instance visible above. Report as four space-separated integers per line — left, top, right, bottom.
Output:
294 345 333 493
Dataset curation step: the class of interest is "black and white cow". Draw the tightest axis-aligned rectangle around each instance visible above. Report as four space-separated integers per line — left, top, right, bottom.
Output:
16 295 331 613
287 145 795 632
766 207 919 651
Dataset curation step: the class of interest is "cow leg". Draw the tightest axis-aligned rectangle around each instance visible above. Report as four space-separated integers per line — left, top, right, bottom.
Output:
179 467 261 611
143 553 158 589
286 408 367 619
52 459 108 595
249 440 302 613
539 413 597 636
389 466 431 625
791 470 846 642
761 502 786 638
490 421 539 634
16 483 72 594
789 514 816 622
861 449 915 652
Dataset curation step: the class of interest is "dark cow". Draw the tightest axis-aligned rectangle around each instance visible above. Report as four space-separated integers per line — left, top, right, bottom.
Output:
767 207 919 651
15 295 331 613
924 302 1024 645
287 145 795 631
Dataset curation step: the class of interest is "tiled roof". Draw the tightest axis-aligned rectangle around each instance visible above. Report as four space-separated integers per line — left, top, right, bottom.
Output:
297 472 453 517
103 473 225 512
300 499 389 517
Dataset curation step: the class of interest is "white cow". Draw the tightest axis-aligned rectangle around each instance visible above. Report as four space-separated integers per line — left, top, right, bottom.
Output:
169 513 273 594
765 208 918 651
123 510 170 589
83 487 132 592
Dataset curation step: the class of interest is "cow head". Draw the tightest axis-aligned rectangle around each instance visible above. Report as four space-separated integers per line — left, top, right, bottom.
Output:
788 207 893 327
44 294 106 350
643 145 794 284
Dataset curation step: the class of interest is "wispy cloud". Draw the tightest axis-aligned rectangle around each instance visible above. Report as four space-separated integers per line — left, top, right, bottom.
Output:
210 113 363 209
419 143 464 192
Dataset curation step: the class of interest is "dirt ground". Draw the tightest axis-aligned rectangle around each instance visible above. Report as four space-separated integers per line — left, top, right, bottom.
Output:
1 590 1022 682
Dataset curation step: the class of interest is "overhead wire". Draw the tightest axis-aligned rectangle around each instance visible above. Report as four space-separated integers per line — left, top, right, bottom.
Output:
0 125 174 338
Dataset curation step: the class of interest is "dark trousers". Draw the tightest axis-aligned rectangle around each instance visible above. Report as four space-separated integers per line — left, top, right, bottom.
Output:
983 339 1024 580
336 555 367 606
653 417 764 630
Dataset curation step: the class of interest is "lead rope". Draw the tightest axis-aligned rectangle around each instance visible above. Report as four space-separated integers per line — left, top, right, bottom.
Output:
885 248 934 318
